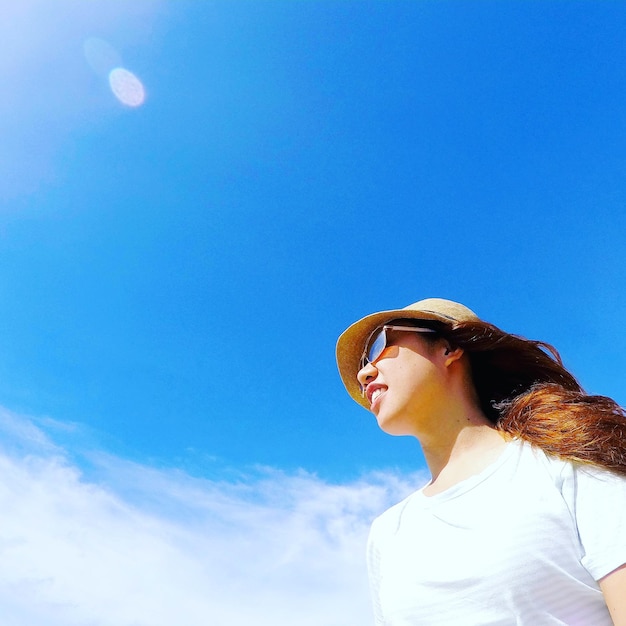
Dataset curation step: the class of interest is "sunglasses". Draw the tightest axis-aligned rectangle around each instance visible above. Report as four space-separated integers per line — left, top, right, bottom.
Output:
360 325 437 372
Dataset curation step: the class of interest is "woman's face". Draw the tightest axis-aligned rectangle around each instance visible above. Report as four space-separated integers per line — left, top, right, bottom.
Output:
356 328 452 437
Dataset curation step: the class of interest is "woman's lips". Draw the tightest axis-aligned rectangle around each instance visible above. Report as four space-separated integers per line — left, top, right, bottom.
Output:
366 385 387 411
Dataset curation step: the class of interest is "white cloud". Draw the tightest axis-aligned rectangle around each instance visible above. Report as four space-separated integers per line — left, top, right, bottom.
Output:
0 409 426 626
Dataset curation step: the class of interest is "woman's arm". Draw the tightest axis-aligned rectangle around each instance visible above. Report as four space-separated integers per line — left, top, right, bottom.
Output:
600 563 626 626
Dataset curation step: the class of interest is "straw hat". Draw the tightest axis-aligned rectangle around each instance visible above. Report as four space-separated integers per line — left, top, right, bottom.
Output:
336 298 479 408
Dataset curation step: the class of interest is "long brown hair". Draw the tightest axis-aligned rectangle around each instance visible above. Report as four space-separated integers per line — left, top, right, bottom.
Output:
442 320 626 476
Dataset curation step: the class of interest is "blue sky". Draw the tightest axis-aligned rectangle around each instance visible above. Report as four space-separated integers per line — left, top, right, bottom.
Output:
1 1 626 623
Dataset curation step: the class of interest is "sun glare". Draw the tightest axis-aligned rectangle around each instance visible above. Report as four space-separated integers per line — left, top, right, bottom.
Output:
108 67 146 108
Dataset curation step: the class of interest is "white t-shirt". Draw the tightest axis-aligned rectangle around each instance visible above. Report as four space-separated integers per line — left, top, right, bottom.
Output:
367 439 626 625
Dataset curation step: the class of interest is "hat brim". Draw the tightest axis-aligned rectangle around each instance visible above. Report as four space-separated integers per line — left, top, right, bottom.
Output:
335 298 479 409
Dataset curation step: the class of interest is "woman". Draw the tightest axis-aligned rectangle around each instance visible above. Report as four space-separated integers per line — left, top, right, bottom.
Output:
336 298 626 625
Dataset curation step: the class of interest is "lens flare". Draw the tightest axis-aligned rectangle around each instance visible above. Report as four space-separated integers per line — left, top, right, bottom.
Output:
108 67 145 107
83 37 122 76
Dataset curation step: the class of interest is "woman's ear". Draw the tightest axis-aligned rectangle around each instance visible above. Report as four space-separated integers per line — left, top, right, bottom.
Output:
443 345 464 368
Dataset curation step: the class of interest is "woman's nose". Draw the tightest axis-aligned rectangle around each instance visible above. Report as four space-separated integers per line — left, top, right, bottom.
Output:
357 361 378 391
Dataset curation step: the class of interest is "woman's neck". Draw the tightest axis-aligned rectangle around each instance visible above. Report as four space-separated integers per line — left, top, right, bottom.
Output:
420 421 510 496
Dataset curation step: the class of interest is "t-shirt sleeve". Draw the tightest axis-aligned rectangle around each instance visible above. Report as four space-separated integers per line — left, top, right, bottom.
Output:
367 517 387 626
570 465 626 581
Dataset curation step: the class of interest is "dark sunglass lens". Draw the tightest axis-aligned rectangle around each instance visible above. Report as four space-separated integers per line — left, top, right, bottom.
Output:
367 328 387 364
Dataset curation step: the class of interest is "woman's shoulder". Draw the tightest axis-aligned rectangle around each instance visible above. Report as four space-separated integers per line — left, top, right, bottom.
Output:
516 438 626 493
370 488 422 538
